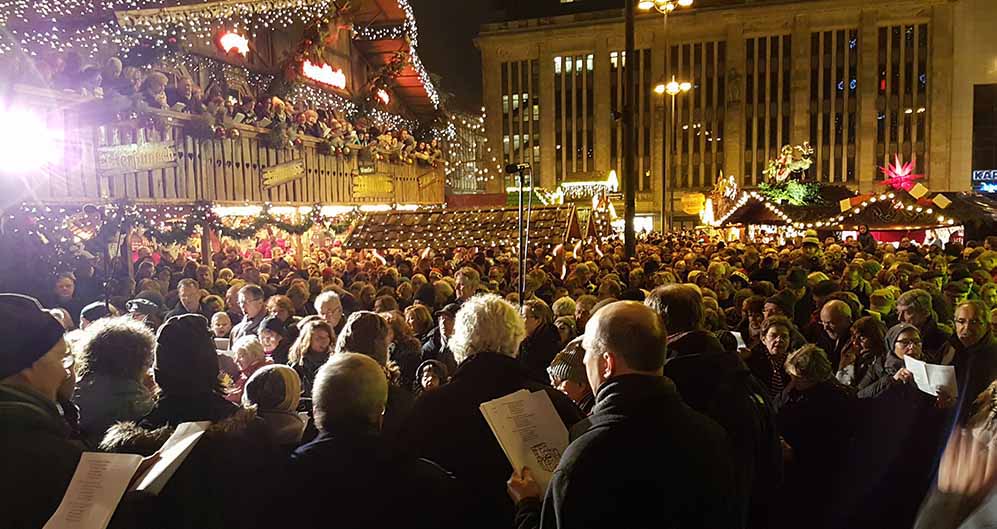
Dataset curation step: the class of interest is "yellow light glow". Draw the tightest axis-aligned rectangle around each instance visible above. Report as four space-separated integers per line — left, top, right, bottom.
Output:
219 31 249 56
302 60 346 89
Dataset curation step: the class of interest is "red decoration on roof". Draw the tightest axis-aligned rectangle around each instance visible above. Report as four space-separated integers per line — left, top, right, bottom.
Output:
879 155 924 191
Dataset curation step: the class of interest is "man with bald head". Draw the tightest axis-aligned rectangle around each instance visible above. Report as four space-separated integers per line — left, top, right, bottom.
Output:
817 299 852 368
507 301 738 528
290 353 461 528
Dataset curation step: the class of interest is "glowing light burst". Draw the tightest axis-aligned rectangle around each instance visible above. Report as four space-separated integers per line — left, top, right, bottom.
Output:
302 60 346 89
218 31 249 56
0 107 63 174
879 154 924 191
376 89 390 105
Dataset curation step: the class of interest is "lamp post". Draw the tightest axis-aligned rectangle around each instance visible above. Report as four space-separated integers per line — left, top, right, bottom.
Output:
640 0 693 233
654 76 692 232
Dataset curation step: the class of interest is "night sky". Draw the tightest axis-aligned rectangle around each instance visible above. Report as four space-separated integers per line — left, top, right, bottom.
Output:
410 0 494 113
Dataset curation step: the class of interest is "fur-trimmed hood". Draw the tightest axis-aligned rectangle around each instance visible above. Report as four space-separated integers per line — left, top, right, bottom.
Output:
99 406 260 456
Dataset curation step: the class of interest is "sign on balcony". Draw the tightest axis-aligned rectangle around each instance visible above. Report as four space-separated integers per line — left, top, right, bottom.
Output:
262 159 306 189
354 174 394 200
97 141 177 175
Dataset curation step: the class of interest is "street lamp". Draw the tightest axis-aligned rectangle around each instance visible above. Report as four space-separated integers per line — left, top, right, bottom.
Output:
654 75 691 232
640 0 693 233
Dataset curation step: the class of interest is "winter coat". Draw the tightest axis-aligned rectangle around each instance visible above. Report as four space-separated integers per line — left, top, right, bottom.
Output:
773 380 857 529
139 390 240 429
836 379 949 529
664 330 783 529
292 351 328 398
921 317 953 364
289 427 465 529
745 343 791 398
230 312 265 343
74 373 154 447
515 375 739 529
950 333 997 421
519 322 563 385
100 407 286 529
396 352 583 529
0 383 85 529
854 351 903 399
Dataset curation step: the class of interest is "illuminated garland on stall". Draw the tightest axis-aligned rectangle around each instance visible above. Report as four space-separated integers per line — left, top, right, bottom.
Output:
12 201 360 249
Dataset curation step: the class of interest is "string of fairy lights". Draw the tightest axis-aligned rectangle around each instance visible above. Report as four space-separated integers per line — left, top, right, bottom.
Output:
437 108 506 188
714 190 958 229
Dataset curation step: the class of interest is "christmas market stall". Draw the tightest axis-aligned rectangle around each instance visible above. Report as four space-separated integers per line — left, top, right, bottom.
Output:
0 0 497 208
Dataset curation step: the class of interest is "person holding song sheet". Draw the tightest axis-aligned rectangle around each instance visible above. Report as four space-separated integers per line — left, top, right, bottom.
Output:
0 294 83 529
397 294 582 529
506 301 737 529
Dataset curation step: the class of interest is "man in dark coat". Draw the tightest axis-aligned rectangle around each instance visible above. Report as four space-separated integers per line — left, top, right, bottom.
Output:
164 278 201 320
396 294 582 529
0 294 83 529
507 301 738 529
290 353 463 529
815 299 853 368
951 301 997 419
647 285 782 529
897 289 952 363
231 284 266 343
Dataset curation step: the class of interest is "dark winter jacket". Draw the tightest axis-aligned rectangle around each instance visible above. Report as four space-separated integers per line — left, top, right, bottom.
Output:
74 373 155 447
951 333 997 421
396 352 583 529
101 407 285 529
515 375 739 529
519 322 563 385
289 427 465 529
664 330 783 529
0 383 85 529
138 390 240 429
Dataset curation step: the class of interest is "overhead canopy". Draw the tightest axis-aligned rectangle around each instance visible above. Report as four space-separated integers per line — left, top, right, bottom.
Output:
717 185 997 232
344 205 580 250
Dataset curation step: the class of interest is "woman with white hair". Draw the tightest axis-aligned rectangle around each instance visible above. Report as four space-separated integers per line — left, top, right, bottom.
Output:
397 294 583 529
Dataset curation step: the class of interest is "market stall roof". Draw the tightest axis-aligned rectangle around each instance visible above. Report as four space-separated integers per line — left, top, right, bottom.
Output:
351 0 440 120
717 186 997 232
344 205 580 250
719 185 856 227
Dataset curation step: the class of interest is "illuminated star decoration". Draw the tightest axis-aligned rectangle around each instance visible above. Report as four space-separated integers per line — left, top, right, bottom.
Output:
879 154 924 191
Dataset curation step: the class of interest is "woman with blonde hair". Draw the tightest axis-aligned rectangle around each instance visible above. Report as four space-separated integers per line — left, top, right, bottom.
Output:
288 319 334 398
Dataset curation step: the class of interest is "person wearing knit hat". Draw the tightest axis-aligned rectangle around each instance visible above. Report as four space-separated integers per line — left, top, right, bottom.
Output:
0 294 84 529
258 314 290 365
415 359 448 394
242 364 305 449
140 314 239 429
79 300 118 330
546 338 594 415
764 289 797 321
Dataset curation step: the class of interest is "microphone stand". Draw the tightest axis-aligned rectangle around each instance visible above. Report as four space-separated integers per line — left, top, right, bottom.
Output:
517 167 526 307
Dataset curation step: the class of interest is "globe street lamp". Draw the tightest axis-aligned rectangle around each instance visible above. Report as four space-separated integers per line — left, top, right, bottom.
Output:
654 75 692 232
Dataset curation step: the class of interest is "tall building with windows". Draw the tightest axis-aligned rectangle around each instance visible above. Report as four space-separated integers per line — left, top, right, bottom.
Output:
476 0 997 228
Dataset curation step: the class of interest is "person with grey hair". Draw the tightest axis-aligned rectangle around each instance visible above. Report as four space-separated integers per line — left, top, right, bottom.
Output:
951 300 997 421
314 290 344 334
519 298 560 384
816 299 853 368
773 344 856 529
897 288 952 363
397 294 582 529
289 353 463 528
506 301 738 529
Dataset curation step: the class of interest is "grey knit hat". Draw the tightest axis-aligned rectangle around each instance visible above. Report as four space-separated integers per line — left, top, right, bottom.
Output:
547 337 588 387
885 322 919 357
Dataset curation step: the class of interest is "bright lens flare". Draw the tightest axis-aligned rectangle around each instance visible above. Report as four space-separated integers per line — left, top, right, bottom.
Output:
0 108 62 174
219 32 249 56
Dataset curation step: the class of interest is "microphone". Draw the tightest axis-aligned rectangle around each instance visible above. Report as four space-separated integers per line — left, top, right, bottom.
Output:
505 163 531 174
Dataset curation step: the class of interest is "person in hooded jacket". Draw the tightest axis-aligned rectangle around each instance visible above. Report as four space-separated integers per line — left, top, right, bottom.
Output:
836 322 950 529
646 284 782 529
242 364 307 451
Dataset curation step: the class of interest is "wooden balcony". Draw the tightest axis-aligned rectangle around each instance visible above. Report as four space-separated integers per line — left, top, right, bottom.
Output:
11 85 445 206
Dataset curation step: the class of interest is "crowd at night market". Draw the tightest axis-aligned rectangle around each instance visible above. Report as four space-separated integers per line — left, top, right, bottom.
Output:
5 220 997 529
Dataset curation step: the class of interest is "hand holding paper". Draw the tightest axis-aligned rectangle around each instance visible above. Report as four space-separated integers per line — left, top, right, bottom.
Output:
903 356 958 398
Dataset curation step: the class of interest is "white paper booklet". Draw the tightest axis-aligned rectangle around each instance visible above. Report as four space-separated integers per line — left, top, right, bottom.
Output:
903 355 958 398
44 421 209 529
480 389 569 490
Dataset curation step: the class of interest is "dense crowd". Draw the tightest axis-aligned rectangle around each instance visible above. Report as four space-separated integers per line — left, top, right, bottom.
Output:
9 50 446 165
6 225 997 529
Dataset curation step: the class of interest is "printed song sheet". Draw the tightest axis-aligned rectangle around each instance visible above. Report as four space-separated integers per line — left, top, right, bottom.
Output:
903 356 958 398
480 390 569 489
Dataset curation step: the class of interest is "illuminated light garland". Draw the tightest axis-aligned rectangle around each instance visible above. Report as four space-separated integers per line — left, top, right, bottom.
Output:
218 31 249 56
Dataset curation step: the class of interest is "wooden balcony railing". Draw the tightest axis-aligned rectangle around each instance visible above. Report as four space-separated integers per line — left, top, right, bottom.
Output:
12 85 444 206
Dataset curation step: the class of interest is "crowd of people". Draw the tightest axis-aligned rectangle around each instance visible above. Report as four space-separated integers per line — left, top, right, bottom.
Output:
7 225 997 528
8 50 446 165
